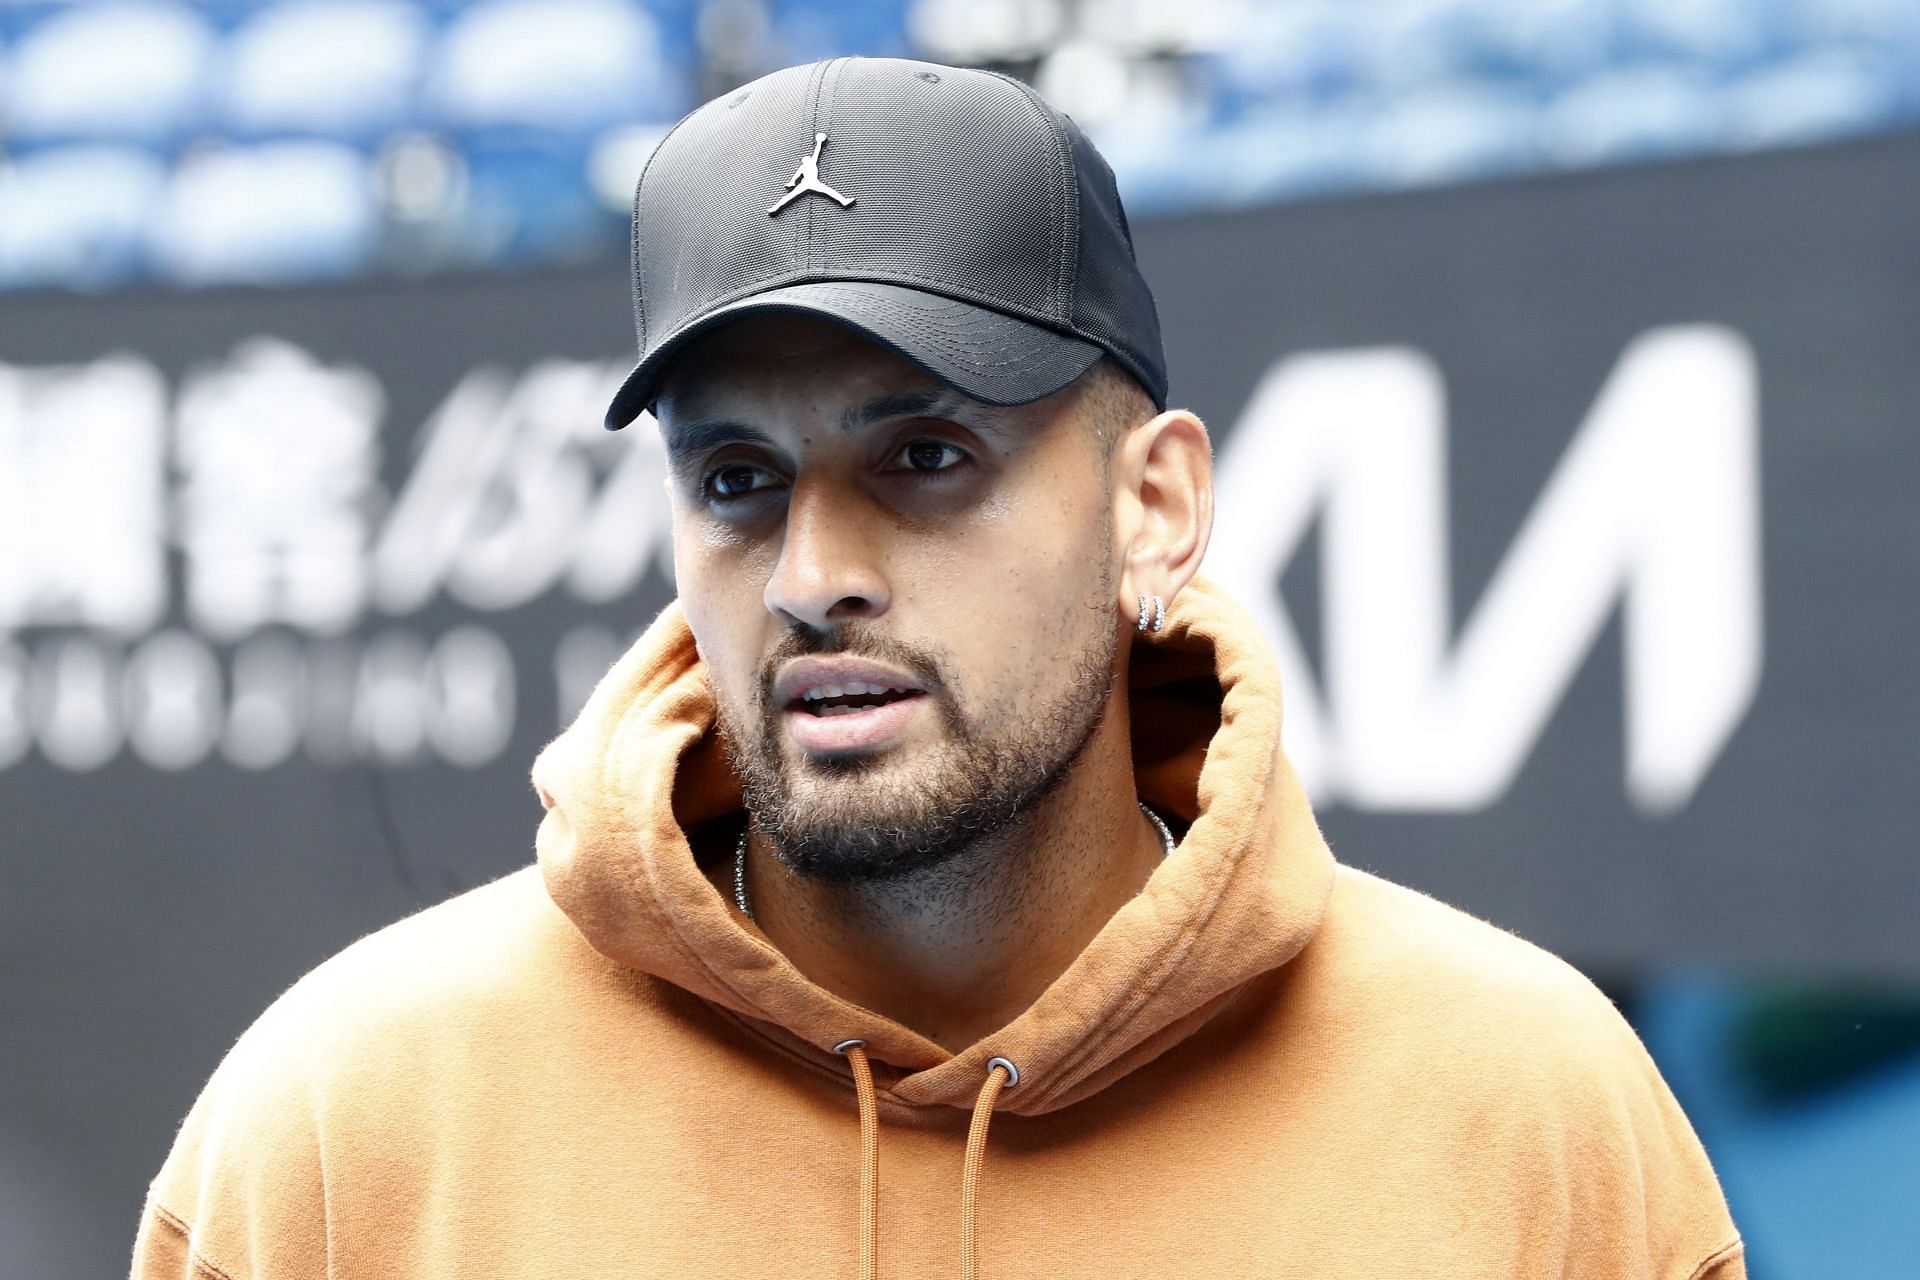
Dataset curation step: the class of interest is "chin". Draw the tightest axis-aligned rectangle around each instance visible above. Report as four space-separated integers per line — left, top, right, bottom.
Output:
781 752 933 822
765 768 982 882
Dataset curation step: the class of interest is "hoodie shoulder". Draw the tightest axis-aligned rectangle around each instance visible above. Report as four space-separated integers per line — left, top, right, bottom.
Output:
1313 863 1680 1100
262 865 577 1024
137 866 661 1280
1298 864 1743 1276
173 864 657 1092
1321 864 1616 1017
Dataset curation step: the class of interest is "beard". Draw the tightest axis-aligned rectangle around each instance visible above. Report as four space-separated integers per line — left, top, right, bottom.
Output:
713 593 1119 885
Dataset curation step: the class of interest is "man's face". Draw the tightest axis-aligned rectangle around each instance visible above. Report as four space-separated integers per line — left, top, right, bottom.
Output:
659 314 1125 882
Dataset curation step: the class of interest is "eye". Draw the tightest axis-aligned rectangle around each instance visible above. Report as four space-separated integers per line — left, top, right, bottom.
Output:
894 440 969 473
701 462 779 503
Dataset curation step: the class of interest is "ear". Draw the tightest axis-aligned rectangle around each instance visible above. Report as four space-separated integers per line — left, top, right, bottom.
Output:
1113 408 1214 617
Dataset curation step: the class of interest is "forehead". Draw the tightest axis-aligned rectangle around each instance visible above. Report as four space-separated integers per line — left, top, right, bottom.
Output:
657 313 946 422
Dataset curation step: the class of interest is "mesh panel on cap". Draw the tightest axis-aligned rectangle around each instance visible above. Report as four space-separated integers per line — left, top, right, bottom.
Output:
1060 113 1167 408
806 59 1070 325
633 63 821 346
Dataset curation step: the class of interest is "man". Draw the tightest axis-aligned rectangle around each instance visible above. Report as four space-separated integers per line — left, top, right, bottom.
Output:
133 57 1744 1279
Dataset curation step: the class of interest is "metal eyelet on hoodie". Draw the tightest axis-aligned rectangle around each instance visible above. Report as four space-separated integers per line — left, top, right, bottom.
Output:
832 1043 1022 1280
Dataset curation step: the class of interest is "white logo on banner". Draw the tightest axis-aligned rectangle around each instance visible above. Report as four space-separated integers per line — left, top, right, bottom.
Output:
1210 324 1762 816
0 342 666 773
176 339 383 638
0 355 168 636
372 358 671 614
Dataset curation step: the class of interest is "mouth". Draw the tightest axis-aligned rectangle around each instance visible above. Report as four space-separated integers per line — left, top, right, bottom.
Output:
790 682 922 716
781 686 929 754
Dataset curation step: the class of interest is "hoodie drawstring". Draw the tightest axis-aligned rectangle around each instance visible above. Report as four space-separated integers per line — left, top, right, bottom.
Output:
961 1056 1017 1280
835 1043 1020 1280
835 1040 881 1280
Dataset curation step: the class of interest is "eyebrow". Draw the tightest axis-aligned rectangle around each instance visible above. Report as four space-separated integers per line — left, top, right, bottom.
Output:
662 420 776 476
841 389 972 431
663 388 1007 474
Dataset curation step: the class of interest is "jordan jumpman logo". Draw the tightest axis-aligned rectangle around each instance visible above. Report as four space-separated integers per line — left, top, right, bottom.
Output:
769 132 855 215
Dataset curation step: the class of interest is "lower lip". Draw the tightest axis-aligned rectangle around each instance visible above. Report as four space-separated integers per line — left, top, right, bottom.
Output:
783 693 928 754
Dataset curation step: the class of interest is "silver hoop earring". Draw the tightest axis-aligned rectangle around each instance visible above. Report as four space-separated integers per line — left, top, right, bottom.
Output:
1137 593 1167 634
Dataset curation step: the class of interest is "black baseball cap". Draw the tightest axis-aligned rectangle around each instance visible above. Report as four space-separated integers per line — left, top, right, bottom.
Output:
603 55 1167 430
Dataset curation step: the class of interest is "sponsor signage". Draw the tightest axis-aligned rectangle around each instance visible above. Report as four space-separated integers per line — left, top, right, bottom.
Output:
8 137 1920 987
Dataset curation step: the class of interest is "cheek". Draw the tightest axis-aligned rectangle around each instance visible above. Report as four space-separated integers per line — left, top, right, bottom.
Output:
673 528 771 715
674 505 778 613
914 491 1112 701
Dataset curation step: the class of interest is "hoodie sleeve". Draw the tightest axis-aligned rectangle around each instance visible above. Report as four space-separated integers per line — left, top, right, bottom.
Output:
130 995 332 1279
1688 1238 1748 1280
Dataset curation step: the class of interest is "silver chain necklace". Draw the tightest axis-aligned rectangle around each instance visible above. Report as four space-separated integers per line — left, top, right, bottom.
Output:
732 800 1177 922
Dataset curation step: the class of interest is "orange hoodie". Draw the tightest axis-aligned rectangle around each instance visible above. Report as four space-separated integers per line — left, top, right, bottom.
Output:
133 573 1744 1279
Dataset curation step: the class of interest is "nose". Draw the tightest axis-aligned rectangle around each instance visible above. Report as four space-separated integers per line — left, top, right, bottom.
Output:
763 473 890 631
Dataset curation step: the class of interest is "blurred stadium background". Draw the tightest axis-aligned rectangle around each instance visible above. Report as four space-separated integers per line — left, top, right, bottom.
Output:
4 0 1920 287
4 1 1919 1276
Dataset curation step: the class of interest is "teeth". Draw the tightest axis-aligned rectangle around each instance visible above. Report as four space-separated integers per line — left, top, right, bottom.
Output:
800 679 910 702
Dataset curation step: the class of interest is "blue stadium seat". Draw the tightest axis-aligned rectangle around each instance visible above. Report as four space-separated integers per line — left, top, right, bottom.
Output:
148 141 379 284
5 1 215 143
1615 0 1779 72
1201 3 1367 123
1790 0 1920 51
1204 103 1380 205
1355 0 1524 94
457 133 618 264
222 0 432 141
0 145 169 289
1445 0 1623 90
1541 63 1727 163
423 0 688 131
1725 47 1908 146
771 0 910 65
1368 82 1543 186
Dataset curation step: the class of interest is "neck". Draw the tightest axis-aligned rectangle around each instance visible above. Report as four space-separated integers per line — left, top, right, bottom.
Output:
738 691 1165 1053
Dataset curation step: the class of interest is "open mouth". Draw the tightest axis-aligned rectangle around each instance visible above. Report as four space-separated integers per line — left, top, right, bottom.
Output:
792 685 924 717
775 667 933 754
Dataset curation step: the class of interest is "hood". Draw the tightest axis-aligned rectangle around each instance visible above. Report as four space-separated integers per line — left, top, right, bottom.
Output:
532 570 1335 1117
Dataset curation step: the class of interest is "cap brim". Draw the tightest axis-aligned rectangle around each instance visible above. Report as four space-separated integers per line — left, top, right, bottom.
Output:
603 280 1103 430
